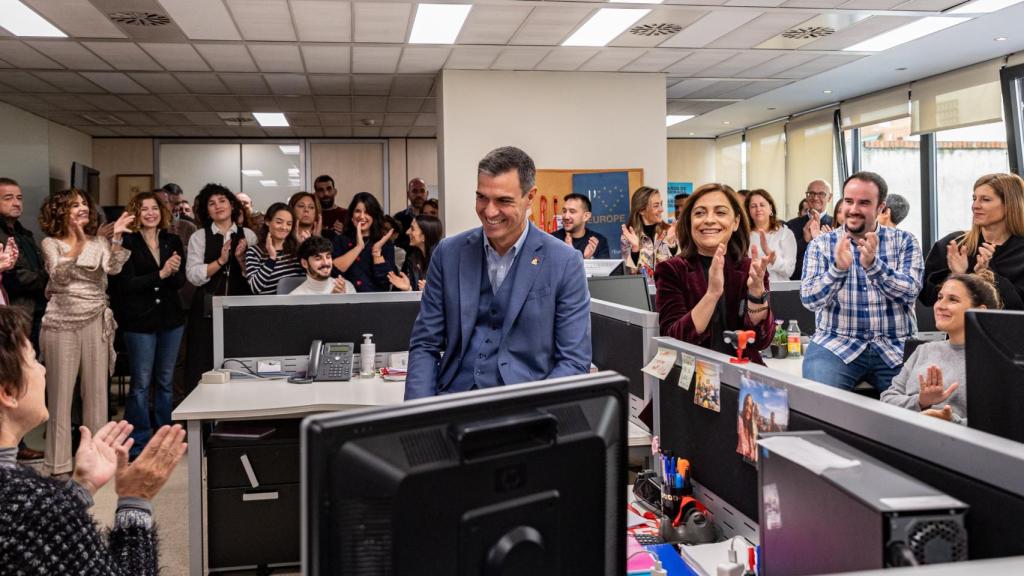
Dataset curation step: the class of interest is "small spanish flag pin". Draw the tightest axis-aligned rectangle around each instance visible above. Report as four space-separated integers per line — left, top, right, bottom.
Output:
531 257 540 266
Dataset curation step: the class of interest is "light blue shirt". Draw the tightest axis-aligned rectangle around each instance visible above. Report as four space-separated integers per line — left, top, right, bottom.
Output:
484 223 530 293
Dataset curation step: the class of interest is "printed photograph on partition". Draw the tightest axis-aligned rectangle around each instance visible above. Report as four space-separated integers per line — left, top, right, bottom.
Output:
693 360 721 412
736 375 789 463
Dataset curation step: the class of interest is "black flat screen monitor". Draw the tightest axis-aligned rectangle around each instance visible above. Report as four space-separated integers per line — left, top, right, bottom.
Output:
587 275 652 311
302 373 628 576
966 309 1024 442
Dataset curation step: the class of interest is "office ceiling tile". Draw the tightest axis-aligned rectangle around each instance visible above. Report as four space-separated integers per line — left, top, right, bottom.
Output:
241 95 279 109
285 112 320 125
445 46 501 70
352 126 381 137
610 9 707 48
111 127 150 137
420 97 434 113
387 97 425 113
351 75 393 95
314 96 352 111
702 51 781 77
22 0 126 39
723 79 791 98
130 72 187 93
667 78 720 98
664 51 736 75
195 44 258 72
838 0 904 7
174 126 213 137
250 44 305 73
301 45 351 74
353 3 413 43
220 73 271 93
319 112 352 125
397 47 450 74
79 94 136 110
261 126 295 137
160 94 210 111
384 113 417 126
140 43 209 71
226 0 297 41
0 93 50 112
31 71 101 93
666 99 734 116
776 54 863 78
0 42 61 69
408 126 435 137
38 94 93 110
353 96 387 112
684 79 751 99
490 47 550 70
352 113 383 125
414 112 436 126
277 95 315 111
707 13 812 49
291 0 352 42
115 111 157 125
353 46 402 74
800 16 917 51
199 126 233 137
380 127 409 137
725 0 786 5
579 48 646 71
264 73 311 94
894 0 963 9
83 42 162 71
152 112 193 125
77 126 120 136
198 95 243 110
26 41 112 70
323 126 353 137
510 7 592 46
142 126 177 136
122 94 173 111
175 72 229 93
535 47 599 71
457 5 532 45
45 110 90 124
738 52 817 77
391 75 434 97
659 11 762 48
293 126 324 137
0 71 59 92
309 75 351 95
621 49 690 72
782 0 847 7
81 72 149 93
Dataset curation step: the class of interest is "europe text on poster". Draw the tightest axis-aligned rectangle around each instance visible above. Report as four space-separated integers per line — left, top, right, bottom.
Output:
572 171 629 259
736 375 789 463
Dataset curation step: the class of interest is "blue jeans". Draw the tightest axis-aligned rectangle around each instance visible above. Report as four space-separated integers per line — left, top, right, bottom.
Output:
123 326 184 456
802 341 902 393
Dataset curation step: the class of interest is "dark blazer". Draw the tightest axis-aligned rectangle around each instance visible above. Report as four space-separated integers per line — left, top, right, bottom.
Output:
654 253 775 364
921 232 1024 310
111 231 187 333
405 224 592 399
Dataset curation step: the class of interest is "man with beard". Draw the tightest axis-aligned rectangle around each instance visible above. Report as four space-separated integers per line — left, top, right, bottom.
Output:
550 193 609 259
800 171 923 393
393 177 428 250
291 236 354 294
314 175 348 237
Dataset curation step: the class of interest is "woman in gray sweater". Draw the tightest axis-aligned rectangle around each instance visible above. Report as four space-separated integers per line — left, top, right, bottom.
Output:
881 271 1002 424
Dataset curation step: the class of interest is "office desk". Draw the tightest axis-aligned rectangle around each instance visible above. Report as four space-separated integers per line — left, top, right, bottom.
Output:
173 376 405 575
763 355 803 377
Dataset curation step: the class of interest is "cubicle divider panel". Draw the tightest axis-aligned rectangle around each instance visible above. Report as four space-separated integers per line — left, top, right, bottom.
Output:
592 314 645 401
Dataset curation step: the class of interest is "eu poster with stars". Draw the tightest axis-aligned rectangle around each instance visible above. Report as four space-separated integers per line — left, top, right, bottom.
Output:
572 171 629 259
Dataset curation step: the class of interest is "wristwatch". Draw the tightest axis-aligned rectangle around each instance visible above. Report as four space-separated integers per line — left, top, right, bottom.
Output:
746 290 769 305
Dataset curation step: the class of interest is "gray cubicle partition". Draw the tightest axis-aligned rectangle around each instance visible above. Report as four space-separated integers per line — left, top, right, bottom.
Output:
589 298 659 426
653 337 1024 561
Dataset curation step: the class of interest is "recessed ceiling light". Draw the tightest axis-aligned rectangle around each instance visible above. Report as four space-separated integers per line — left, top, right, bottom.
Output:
844 17 970 52
563 8 650 47
409 4 472 44
241 169 263 177
253 112 288 127
995 36 1008 41
666 115 695 127
287 168 300 177
950 0 1024 14
689 132 695 136
723 121 731 125
0 0 66 37
279 145 300 155
259 180 279 187
823 90 833 94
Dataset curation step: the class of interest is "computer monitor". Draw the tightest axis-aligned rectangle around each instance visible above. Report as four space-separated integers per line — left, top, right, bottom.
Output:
587 275 652 311
966 309 1024 442
301 372 628 576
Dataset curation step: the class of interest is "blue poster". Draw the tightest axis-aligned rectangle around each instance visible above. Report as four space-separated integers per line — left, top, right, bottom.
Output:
667 182 693 222
572 171 629 259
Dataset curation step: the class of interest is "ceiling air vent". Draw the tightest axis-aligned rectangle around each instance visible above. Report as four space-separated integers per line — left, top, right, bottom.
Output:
782 26 835 40
218 113 257 126
109 12 172 27
629 23 682 37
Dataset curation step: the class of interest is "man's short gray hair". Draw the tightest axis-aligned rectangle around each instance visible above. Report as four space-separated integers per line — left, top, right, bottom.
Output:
885 193 910 225
478 146 536 195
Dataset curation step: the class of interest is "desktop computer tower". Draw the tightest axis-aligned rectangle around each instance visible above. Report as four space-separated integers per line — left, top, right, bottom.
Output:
757 431 967 576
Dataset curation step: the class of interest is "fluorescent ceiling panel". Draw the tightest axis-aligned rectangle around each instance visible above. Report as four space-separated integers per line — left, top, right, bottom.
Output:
241 169 263 177
949 0 1024 13
0 0 66 37
563 9 651 46
22 0 123 38
409 4 472 44
844 17 969 51
666 115 694 126
253 112 288 127
278 145 300 155
259 180 278 187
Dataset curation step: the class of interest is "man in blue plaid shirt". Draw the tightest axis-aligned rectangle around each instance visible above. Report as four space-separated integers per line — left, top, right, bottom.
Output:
800 171 924 393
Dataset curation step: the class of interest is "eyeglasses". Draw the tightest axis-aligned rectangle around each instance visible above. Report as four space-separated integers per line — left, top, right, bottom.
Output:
805 190 828 198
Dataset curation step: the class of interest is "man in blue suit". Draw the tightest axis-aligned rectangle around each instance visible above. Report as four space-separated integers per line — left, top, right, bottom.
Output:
405 146 592 400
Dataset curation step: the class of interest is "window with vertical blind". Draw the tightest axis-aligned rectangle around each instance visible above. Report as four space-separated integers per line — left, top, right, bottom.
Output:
715 133 743 191
911 59 1004 135
745 121 787 201
786 109 835 219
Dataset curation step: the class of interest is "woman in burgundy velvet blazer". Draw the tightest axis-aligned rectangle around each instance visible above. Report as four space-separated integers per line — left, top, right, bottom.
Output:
655 184 775 364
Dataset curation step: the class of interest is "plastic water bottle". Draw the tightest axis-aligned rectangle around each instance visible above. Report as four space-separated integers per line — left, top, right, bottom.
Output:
787 320 802 357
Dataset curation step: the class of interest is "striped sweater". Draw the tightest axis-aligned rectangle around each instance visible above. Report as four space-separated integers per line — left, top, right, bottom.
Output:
243 246 305 295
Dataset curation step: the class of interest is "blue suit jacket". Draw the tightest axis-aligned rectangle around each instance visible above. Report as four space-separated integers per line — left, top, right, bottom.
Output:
405 223 592 400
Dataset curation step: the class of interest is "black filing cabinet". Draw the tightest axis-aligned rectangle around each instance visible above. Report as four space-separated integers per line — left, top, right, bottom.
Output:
206 420 301 570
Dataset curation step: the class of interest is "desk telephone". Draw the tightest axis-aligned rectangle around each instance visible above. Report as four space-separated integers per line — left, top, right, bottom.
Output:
288 340 354 384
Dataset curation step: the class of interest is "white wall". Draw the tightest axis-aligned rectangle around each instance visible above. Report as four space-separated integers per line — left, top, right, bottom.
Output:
438 70 668 235
47 121 93 194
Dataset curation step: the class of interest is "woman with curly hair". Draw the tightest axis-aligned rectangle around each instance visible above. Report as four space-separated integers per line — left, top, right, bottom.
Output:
38 189 134 477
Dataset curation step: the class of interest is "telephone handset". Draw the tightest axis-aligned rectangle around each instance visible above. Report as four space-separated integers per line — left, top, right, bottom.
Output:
288 340 354 384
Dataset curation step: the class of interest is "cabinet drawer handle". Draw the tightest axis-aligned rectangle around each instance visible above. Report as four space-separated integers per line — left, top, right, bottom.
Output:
240 453 259 488
242 491 279 502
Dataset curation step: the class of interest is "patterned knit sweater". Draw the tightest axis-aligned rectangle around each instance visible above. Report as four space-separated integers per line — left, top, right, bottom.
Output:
0 464 159 575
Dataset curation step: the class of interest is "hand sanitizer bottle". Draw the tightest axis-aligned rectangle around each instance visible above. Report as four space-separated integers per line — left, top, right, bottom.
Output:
360 333 375 377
